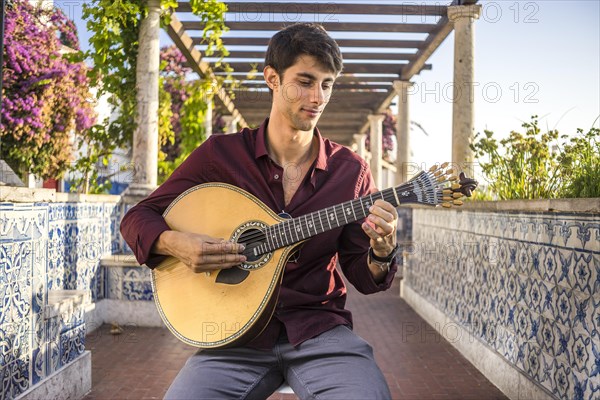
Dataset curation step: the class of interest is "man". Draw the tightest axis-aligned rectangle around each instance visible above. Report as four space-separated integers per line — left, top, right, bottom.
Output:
121 23 399 399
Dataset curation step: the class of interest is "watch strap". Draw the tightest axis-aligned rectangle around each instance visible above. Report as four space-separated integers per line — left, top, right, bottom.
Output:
369 244 399 263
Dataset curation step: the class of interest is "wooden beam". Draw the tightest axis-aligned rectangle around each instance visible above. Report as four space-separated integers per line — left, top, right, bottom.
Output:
216 73 402 81
225 62 407 75
193 37 425 49
401 16 454 80
166 14 248 127
210 51 418 62
178 2 447 16
181 21 438 34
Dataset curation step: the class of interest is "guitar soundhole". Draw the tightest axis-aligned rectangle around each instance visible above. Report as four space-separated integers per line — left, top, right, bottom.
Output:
232 224 272 270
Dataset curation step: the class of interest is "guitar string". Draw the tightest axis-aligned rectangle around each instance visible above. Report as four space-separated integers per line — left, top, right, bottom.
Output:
154 171 448 279
237 185 403 247
233 170 446 249
237 173 443 249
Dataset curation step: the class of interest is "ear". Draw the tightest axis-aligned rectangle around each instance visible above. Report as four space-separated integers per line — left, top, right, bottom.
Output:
263 65 279 91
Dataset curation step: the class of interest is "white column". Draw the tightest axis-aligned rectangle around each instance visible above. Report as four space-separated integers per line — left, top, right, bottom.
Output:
128 0 161 195
448 5 481 175
353 134 367 160
222 115 240 134
204 100 213 139
368 114 385 189
393 80 413 184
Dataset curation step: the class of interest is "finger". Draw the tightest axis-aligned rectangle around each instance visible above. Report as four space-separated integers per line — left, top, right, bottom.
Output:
202 241 245 255
190 262 241 273
369 205 394 223
373 200 398 217
199 253 247 264
367 214 394 236
362 222 383 241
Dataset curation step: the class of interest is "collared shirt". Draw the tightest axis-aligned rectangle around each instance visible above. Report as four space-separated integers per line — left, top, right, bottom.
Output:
120 118 397 349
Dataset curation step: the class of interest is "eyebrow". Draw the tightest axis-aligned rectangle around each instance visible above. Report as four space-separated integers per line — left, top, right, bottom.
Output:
296 72 335 83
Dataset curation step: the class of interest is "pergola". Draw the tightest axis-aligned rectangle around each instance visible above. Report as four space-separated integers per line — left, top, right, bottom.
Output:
127 0 481 196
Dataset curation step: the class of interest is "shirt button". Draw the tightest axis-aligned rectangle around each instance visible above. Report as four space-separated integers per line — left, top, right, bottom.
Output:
274 174 280 179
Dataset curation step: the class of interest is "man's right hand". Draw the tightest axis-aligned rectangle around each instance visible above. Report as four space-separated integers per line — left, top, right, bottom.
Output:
153 230 246 273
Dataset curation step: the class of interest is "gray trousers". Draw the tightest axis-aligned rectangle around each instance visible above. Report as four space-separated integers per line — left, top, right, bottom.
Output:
164 325 391 400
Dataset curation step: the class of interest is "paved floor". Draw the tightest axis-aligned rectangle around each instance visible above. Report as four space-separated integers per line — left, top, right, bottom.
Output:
83 279 507 400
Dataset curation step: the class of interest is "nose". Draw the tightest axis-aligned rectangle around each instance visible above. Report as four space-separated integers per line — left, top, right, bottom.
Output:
311 85 328 105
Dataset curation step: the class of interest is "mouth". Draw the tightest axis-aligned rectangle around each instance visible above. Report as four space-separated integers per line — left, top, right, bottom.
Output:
302 108 322 118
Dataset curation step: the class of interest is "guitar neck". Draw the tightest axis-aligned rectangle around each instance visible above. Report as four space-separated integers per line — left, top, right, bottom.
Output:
261 170 438 253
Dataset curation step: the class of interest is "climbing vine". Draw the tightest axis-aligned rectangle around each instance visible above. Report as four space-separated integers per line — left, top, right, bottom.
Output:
72 0 229 192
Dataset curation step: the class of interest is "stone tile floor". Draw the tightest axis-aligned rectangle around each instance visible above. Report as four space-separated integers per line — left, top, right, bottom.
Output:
83 279 508 400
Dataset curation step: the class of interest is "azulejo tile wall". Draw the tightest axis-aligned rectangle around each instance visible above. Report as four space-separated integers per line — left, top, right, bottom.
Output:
405 208 600 400
0 200 128 400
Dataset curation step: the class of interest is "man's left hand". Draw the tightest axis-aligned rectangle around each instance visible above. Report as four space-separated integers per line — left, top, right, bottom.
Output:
361 199 398 257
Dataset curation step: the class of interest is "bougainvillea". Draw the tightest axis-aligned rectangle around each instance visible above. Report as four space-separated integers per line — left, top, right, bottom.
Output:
0 1 96 180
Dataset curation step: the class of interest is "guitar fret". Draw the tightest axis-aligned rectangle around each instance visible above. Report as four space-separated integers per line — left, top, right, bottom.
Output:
341 203 348 224
278 222 285 247
304 215 310 238
272 226 279 249
349 202 358 221
358 198 367 217
283 222 290 246
266 227 274 251
317 210 325 233
292 219 300 242
334 205 341 226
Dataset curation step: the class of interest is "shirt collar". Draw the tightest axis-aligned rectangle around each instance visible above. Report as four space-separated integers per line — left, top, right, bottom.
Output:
255 118 328 172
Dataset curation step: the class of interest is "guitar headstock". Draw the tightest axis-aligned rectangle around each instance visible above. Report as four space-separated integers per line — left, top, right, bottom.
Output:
426 163 478 208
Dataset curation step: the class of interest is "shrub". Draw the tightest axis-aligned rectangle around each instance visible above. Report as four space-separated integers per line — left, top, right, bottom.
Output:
471 116 600 200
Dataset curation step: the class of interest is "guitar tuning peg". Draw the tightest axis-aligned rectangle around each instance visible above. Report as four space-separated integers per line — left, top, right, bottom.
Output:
451 183 461 190
449 175 459 181
442 189 452 195
441 162 449 168
429 164 438 172
453 192 463 199
437 176 446 182
442 196 453 202
441 202 452 208
434 170 443 177
446 168 455 175
453 200 464 206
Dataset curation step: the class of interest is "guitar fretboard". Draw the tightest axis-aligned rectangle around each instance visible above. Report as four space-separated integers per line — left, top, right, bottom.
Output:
250 175 434 256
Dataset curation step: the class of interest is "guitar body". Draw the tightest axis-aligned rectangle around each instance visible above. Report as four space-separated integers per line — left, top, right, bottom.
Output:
149 165 477 349
152 183 301 348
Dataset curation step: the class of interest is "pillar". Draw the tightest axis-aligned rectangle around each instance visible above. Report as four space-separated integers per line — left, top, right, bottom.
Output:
222 115 240 134
448 4 481 175
204 100 213 139
393 80 413 184
128 0 161 196
353 133 367 160
368 114 385 189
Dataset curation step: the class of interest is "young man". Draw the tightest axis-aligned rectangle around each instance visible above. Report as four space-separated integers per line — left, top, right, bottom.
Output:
121 23 398 399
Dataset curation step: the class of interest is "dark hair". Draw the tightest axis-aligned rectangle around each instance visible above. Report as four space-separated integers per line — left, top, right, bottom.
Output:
264 23 343 77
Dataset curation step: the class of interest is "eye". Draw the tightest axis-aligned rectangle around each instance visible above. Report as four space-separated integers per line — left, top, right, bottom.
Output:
299 80 312 87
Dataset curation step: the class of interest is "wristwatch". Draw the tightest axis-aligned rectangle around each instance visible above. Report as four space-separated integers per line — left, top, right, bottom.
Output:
368 244 399 273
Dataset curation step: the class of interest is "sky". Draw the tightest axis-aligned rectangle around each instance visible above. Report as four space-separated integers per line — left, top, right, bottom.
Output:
61 0 600 168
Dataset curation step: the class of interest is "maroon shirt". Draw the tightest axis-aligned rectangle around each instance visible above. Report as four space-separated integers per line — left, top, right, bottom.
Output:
120 118 397 349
